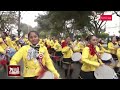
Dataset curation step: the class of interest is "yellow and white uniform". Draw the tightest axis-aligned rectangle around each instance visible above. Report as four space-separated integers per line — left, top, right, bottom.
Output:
10 45 60 78
108 42 118 55
54 40 62 52
81 46 103 72
62 46 73 59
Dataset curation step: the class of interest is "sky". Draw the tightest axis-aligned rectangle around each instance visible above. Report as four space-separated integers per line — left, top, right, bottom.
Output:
21 11 120 36
21 11 45 27
105 11 120 36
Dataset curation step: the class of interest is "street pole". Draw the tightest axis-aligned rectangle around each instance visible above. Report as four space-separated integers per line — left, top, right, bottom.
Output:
18 11 21 38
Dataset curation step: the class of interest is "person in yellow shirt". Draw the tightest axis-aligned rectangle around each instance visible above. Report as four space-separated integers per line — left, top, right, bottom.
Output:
10 31 60 79
79 35 103 79
3 32 15 49
73 38 85 54
97 38 110 54
62 37 73 79
108 36 119 60
0 46 6 55
0 32 16 50
10 34 19 51
107 36 120 73
0 32 16 64
117 37 120 64
23 34 30 45
0 32 8 50
49 37 55 55
23 37 29 45
117 37 120 60
0 46 8 71
18 36 26 47
6 36 15 49
54 39 63 67
46 38 51 54
72 39 80 53
96 38 114 67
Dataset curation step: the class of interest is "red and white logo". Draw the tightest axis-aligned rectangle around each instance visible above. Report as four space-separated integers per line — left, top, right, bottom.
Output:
8 65 20 77
99 15 112 21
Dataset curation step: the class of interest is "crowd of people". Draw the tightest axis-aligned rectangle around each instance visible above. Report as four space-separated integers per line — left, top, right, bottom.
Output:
0 31 120 79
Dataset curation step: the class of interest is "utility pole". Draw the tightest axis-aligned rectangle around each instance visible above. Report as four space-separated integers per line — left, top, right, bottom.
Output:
18 11 21 38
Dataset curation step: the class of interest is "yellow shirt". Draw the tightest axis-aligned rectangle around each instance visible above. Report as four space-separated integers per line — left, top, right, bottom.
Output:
97 44 110 53
117 48 120 62
62 46 73 58
23 38 28 44
108 42 118 54
50 40 54 48
96 45 104 54
74 42 85 52
0 46 5 54
73 42 81 52
79 42 85 52
46 39 50 47
38 39 45 46
54 40 62 52
0 38 7 49
6 37 15 49
81 47 101 72
11 41 19 51
10 45 60 78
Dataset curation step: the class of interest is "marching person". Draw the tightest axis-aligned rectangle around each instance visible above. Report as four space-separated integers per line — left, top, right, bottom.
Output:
108 36 119 61
0 45 8 71
0 32 16 64
10 34 19 51
54 39 63 67
72 39 81 53
61 37 73 79
10 31 60 79
108 36 119 73
79 35 104 79
0 32 8 50
0 32 16 52
97 38 110 54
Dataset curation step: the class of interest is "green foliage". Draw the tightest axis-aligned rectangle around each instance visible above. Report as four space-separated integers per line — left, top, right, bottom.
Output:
98 32 109 39
0 11 18 32
35 11 107 38
20 23 33 35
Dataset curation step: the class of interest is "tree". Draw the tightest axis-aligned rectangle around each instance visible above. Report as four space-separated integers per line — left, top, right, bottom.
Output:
0 11 18 33
35 11 114 39
98 32 109 39
84 11 107 36
20 23 33 35
35 11 92 38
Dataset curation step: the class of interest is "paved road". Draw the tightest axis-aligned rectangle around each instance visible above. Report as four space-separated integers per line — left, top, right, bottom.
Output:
53 61 81 79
